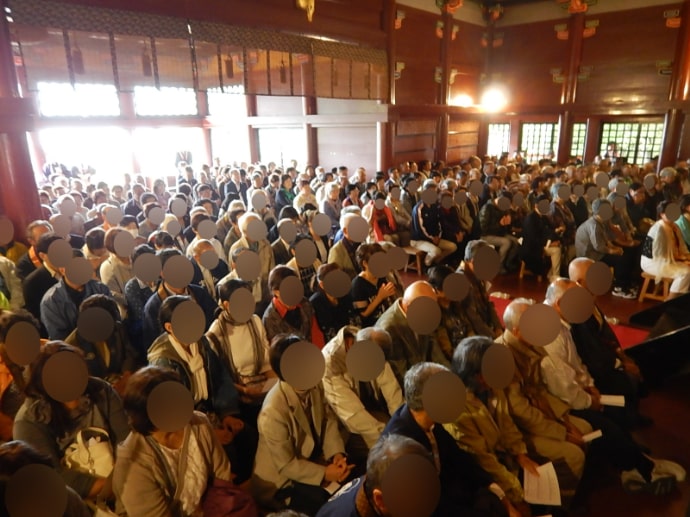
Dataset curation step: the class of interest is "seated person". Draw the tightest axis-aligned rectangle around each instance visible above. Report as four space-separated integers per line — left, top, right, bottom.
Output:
64 294 142 394
350 243 396 328
457 240 504 339
575 198 637 298
478 190 520 273
147 295 255 484
286 234 322 298
40 261 112 341
382 362 512 516
327 213 362 280
0 440 90 517
22 232 63 334
363 192 398 245
426 265 474 361
0 255 22 311
262 266 324 347
568 258 648 426
113 366 258 517
641 200 690 299
498 299 590 503
15 219 53 281
253 334 353 515
315 434 437 517
142 248 216 351
123 244 156 354
206 279 277 422
99 227 134 311
520 194 562 281
13 342 129 500
410 180 457 267
190 238 229 302
322 326 403 464
375 281 449 387
448 336 569 515
309 263 360 343
230 212 275 303
539 282 685 494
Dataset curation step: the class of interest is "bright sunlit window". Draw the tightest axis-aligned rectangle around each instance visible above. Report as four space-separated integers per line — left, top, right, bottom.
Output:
36 82 120 117
208 87 247 117
133 86 198 116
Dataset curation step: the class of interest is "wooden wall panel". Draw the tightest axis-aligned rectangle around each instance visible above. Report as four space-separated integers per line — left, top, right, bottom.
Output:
448 21 484 104
392 117 437 165
491 18 568 110
576 4 680 113
393 6 442 105
447 117 479 164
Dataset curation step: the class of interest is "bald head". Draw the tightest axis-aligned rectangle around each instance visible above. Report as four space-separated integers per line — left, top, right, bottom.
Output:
503 297 534 333
401 281 437 313
568 257 594 288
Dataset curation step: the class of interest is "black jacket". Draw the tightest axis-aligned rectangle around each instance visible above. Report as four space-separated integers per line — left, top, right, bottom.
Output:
382 405 504 517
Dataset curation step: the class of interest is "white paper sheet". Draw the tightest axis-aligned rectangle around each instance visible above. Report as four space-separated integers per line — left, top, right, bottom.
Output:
523 461 561 506
600 394 625 407
582 429 603 443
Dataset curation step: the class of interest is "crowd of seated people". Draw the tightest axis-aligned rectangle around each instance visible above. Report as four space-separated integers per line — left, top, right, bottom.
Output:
0 154 688 516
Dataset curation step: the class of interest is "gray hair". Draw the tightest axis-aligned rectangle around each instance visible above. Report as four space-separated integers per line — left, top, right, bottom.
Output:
544 277 573 306
404 362 448 411
451 336 494 393
364 434 433 499
464 239 490 262
356 327 392 355
503 297 534 332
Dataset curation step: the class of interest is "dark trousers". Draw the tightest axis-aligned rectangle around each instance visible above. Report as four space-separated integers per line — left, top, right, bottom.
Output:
601 248 636 289
571 409 645 472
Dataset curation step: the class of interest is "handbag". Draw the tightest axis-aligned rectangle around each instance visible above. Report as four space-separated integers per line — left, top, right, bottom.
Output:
63 427 114 478
201 478 259 517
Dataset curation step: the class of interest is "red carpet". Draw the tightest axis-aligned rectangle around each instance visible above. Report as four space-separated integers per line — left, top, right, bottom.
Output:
489 296 649 350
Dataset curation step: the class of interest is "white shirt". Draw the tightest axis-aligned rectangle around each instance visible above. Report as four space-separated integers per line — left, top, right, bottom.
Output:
541 319 595 410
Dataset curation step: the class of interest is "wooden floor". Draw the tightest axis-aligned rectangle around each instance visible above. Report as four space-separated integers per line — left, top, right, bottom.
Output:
399 269 690 517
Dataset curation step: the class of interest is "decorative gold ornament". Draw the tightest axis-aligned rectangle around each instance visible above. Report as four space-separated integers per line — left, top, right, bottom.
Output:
297 0 315 22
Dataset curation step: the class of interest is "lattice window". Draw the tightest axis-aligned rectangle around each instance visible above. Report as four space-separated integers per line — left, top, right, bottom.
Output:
599 122 664 166
520 123 559 163
570 123 586 160
487 123 510 158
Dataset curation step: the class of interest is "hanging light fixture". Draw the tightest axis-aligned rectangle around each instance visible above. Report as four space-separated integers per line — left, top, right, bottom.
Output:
71 34 84 75
279 54 287 84
142 42 152 77
225 55 234 79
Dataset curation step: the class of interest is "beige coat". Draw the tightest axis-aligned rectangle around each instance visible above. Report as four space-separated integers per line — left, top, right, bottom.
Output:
322 326 403 447
252 380 345 508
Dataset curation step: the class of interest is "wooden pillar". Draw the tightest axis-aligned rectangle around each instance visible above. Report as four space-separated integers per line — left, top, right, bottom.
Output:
384 0 397 105
303 95 318 167
246 94 259 163
659 108 685 169
558 12 585 165
377 121 394 171
436 11 453 163
557 111 573 166
584 116 601 163
477 116 489 158
660 0 690 170
509 119 520 155
0 1 41 242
